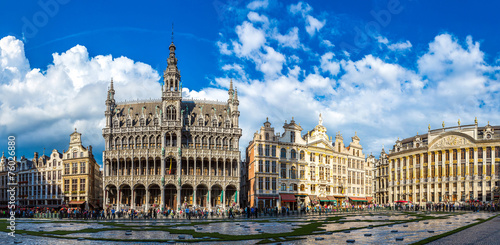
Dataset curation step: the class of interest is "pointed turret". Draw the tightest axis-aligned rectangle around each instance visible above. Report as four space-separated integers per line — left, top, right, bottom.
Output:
230 87 240 128
163 40 181 92
105 78 116 128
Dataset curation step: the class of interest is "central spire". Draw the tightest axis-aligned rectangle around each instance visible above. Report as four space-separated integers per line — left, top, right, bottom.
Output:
163 26 181 94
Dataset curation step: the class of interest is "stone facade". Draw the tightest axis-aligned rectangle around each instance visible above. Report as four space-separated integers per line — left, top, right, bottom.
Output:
0 131 101 209
245 115 373 210
375 120 500 205
102 41 242 211
62 130 102 208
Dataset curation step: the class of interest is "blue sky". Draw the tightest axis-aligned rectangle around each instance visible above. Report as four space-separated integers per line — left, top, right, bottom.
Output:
1 0 500 165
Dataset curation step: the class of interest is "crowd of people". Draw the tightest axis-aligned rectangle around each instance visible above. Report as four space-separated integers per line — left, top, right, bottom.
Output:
2 201 499 220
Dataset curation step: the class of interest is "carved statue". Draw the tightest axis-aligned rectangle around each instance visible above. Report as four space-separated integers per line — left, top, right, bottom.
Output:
319 113 323 126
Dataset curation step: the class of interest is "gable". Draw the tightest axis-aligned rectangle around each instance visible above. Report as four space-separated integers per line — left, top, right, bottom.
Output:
428 133 475 150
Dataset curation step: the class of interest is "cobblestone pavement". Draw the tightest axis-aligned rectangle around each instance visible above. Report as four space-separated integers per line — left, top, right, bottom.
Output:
1 211 498 244
428 215 500 245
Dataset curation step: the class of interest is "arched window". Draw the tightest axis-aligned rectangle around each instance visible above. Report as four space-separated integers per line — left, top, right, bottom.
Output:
300 184 305 192
290 166 297 179
166 105 176 120
149 135 154 147
129 136 134 149
280 148 287 159
291 149 297 159
265 133 269 141
293 184 298 191
281 183 287 191
300 151 305 160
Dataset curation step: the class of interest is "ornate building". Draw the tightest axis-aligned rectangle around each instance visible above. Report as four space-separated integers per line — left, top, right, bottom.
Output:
378 119 500 205
102 41 241 211
0 131 100 210
246 115 373 210
62 129 102 208
0 154 64 209
374 147 389 204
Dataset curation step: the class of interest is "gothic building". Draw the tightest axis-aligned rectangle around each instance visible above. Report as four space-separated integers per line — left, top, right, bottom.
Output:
102 41 242 211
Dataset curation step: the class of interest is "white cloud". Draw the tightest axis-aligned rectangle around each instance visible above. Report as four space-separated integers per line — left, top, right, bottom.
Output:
321 40 335 48
222 63 246 78
376 36 389 45
305 15 326 36
289 2 312 17
247 11 269 25
217 41 232 55
0 36 161 154
233 21 266 56
213 8 500 157
387 40 412 51
320 52 340 76
273 27 300 48
256 46 286 78
247 0 269 10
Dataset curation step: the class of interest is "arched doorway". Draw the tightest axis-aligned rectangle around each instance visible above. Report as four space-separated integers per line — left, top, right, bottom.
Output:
119 184 131 208
148 184 161 209
225 185 237 207
105 185 117 207
196 184 208 207
211 185 222 208
181 184 194 207
134 184 146 210
164 184 177 210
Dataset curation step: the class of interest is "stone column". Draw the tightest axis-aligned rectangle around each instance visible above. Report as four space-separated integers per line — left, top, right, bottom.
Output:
193 187 197 206
117 158 120 178
177 185 181 210
117 186 121 210
236 187 240 207
222 187 226 210
145 188 150 211
131 186 135 209
491 147 496 201
208 188 211 210
209 158 212 177
473 147 478 200
104 188 108 207
161 185 165 211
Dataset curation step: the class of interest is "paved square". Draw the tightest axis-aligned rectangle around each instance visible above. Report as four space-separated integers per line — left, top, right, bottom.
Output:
1 211 498 244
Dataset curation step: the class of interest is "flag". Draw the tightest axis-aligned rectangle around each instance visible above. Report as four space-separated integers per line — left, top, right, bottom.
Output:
169 158 172 175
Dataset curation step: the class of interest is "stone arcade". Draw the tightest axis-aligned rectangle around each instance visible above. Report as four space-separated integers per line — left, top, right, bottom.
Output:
102 41 242 211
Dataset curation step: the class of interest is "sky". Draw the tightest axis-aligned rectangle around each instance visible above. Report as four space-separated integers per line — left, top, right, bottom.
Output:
1 0 500 166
